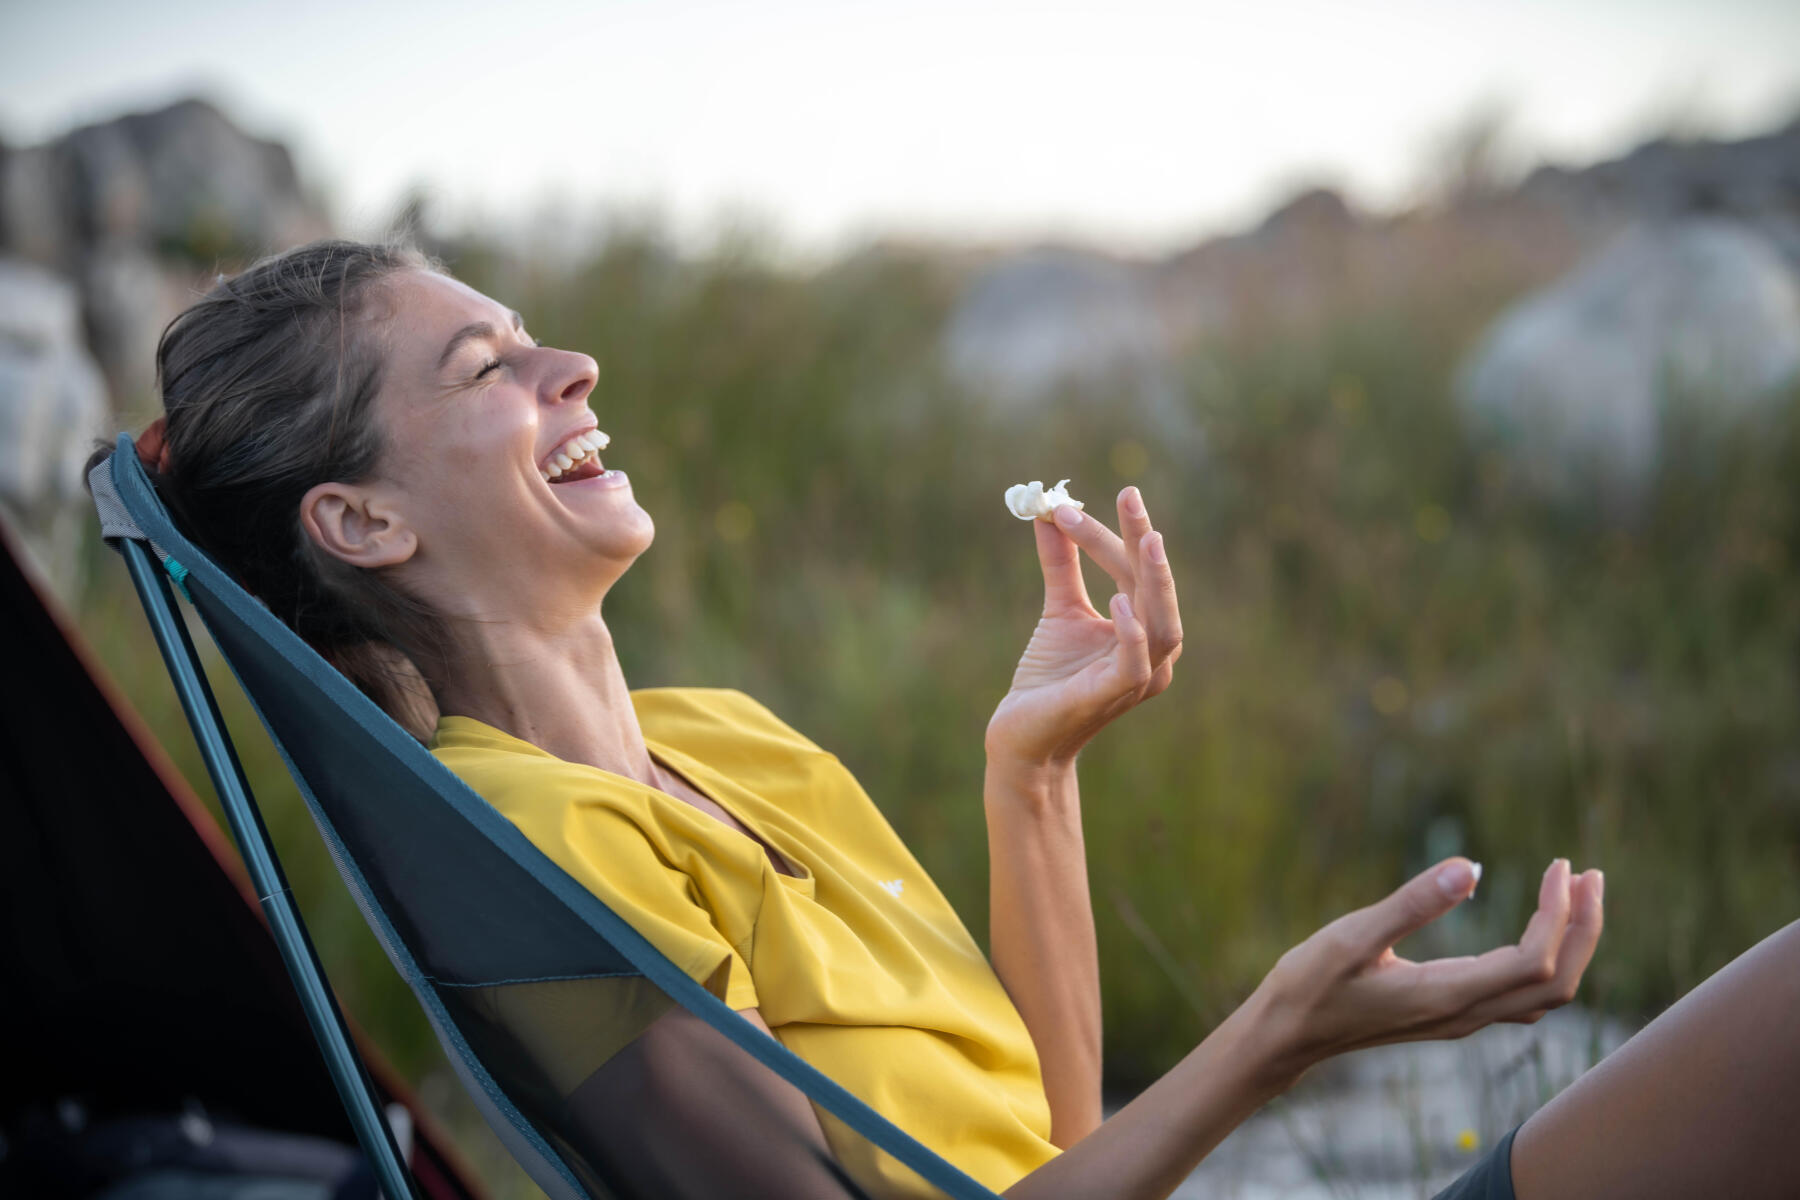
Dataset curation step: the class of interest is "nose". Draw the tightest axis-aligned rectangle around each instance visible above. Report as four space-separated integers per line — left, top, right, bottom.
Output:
543 349 599 409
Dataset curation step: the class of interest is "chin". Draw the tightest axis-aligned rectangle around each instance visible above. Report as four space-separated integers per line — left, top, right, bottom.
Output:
606 505 656 562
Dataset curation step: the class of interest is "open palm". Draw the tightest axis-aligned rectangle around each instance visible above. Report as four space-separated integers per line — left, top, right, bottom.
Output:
1256 857 1605 1078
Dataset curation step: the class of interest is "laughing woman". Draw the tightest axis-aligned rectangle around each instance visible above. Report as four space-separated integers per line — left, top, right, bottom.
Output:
109 240 1800 1199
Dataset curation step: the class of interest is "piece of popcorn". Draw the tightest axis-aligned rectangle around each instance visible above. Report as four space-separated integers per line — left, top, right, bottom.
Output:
1004 479 1085 522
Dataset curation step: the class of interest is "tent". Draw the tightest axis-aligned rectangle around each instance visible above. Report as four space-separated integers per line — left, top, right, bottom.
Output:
0 519 485 1200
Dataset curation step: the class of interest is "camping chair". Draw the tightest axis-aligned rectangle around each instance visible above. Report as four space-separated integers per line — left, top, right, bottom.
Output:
90 436 1004 1200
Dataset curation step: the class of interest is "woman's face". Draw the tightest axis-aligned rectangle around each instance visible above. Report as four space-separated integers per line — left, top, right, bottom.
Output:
353 269 654 619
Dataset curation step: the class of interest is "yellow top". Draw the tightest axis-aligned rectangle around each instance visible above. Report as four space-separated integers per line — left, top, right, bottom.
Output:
429 687 1058 1197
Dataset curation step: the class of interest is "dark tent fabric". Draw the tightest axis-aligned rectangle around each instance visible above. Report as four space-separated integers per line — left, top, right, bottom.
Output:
86 440 1007 1200
0 519 484 1200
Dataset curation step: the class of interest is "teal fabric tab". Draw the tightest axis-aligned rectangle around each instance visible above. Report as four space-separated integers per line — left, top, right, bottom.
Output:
165 557 193 603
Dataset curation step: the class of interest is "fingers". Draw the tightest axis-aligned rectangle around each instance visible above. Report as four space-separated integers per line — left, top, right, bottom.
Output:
1117 488 1183 667
1102 592 1154 693
1467 867 1605 1026
1117 486 1152 583
1051 504 1133 593
1522 856 1576 959
1342 858 1482 959
1033 515 1092 613
1317 859 1603 1056
1512 857 1577 987
1432 859 1579 1011
1053 492 1184 659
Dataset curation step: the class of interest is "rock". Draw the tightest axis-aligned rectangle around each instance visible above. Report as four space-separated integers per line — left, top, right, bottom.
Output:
56 97 325 262
0 98 330 404
0 259 110 591
61 115 153 244
0 98 333 597
1256 186 1355 240
1587 120 1800 232
941 120 1799 430
0 144 75 264
1457 218 1800 513
81 242 188 406
944 247 1166 402
941 247 1201 449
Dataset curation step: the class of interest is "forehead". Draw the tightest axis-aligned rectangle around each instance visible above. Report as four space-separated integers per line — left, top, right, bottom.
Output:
380 270 515 364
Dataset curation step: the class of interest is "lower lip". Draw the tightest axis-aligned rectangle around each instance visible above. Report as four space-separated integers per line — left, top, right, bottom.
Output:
558 468 630 490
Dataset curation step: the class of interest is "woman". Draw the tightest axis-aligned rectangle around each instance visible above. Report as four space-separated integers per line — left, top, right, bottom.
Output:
116 240 1798 1199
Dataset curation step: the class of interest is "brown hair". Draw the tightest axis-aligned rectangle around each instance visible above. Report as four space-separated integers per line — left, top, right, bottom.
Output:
91 239 443 737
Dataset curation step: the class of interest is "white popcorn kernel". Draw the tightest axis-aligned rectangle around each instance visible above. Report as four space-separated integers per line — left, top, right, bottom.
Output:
1004 479 1085 522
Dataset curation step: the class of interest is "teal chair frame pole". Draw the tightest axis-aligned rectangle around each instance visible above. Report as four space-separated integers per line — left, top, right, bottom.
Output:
121 538 421 1200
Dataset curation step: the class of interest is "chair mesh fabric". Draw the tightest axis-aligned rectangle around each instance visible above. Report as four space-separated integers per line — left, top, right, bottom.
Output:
96 437 999 1200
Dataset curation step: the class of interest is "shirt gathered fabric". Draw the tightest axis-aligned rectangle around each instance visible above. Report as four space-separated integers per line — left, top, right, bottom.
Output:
428 687 1058 1198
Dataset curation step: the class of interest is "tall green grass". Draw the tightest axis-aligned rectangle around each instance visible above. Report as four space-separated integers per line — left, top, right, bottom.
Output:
67 227 1800 1185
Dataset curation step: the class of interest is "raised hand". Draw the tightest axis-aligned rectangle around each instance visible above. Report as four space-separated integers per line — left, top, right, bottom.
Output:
1254 858 1606 1081
986 486 1183 769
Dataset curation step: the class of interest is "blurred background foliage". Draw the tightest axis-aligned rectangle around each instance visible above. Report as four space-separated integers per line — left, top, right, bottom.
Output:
64 213 1800 1115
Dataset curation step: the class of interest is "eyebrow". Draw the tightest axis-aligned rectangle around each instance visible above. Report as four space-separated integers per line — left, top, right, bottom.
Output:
436 310 525 370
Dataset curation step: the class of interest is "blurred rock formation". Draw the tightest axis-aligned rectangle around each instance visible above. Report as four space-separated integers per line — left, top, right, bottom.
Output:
1458 218 1800 514
942 118 1800 490
942 247 1197 446
946 247 1164 404
0 260 109 586
1517 120 1800 259
0 98 328 590
0 97 329 404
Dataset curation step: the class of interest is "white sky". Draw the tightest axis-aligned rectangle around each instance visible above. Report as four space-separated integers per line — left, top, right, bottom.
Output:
2 0 1796 256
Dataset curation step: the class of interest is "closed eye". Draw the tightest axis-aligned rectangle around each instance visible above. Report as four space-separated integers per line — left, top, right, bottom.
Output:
475 357 503 379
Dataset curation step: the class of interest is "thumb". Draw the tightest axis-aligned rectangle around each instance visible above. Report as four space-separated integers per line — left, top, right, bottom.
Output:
1034 514 1089 611
1346 857 1482 955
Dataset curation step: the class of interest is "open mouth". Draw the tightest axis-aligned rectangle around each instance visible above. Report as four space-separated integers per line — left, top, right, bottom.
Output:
541 428 610 484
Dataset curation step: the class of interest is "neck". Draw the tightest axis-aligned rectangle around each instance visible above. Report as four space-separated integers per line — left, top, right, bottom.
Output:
429 607 656 786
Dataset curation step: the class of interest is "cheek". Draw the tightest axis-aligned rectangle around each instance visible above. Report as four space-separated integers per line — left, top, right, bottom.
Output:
396 406 530 483
384 434 515 530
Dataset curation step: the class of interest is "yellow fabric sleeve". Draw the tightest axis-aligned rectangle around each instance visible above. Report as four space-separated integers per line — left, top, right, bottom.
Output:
430 728 762 1012
553 802 761 1011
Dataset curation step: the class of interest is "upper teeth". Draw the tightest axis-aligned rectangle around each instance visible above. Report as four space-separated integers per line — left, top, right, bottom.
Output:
541 429 610 480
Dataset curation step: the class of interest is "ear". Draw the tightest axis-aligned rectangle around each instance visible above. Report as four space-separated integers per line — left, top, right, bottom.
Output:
300 481 418 569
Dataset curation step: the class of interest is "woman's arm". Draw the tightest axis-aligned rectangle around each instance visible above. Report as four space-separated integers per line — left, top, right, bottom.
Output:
985 488 1183 1147
1003 980 1290 1198
985 759 1102 1147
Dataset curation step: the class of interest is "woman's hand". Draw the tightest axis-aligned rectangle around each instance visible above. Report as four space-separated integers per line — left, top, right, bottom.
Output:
986 487 1183 770
1253 857 1606 1085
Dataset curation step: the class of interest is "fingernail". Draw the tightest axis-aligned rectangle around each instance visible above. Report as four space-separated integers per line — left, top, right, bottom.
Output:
1592 870 1604 901
1146 531 1167 565
1437 860 1477 899
1123 487 1145 517
1544 857 1568 880
1114 593 1135 621
1054 505 1083 529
